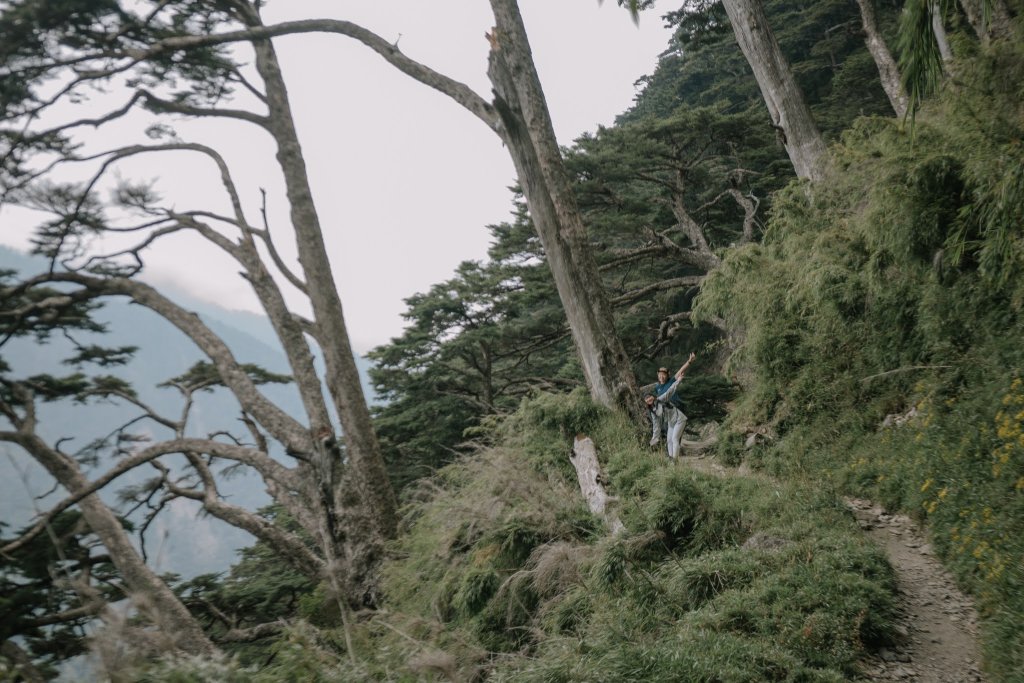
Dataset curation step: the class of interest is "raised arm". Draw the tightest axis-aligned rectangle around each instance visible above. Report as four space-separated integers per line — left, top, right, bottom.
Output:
675 352 697 380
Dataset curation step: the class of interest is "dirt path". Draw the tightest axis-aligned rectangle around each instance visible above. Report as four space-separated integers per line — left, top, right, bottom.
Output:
674 455 986 682
845 498 984 683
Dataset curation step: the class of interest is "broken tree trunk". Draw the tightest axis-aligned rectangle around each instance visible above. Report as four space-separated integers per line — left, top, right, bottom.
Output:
570 436 625 535
487 0 642 420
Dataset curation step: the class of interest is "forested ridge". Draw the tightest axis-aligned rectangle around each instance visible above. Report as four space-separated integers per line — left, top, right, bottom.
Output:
1 0 1021 681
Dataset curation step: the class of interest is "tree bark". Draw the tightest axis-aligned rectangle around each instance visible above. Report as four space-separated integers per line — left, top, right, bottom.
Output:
854 0 909 118
570 436 625 535
720 0 829 182
959 0 1014 42
931 2 954 64
13 432 216 656
488 0 641 419
246 21 398 560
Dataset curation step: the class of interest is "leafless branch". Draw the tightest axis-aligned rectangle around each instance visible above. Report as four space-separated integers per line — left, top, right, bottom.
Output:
161 456 323 577
726 188 760 244
598 244 666 271
5 92 145 147
611 276 704 307
228 65 269 104
140 20 501 133
15 272 312 453
255 187 307 294
645 225 721 270
239 412 269 455
138 89 269 127
637 312 696 359
0 437 298 556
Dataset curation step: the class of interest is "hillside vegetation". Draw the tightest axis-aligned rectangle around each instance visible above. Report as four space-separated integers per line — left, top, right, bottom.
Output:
182 28 1023 683
138 7 1022 683
698 40 1024 678
4 0 1023 681
141 393 898 682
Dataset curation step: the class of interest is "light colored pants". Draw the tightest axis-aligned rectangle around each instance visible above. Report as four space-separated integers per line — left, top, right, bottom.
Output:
649 405 687 458
666 411 687 458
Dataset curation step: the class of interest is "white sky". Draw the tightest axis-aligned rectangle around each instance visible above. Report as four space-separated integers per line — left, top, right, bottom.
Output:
0 1 673 354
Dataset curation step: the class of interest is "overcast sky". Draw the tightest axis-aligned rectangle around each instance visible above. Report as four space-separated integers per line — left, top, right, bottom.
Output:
1 1 674 354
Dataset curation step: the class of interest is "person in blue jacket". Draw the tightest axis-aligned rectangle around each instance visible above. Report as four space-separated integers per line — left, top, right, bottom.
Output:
645 352 696 458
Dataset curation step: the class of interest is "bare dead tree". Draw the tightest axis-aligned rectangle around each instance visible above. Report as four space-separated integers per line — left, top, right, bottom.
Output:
720 0 830 181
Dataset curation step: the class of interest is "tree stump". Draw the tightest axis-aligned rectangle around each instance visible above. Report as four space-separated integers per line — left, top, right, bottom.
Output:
570 436 625 535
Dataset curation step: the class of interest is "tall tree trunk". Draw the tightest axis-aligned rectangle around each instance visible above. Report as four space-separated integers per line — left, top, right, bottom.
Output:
720 0 829 182
241 10 397 603
959 0 1014 41
148 10 643 419
16 434 216 656
487 0 641 418
931 1 954 63
854 0 909 117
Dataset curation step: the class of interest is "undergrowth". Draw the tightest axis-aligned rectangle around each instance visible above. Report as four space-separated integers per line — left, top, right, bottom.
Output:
130 389 900 681
697 41 1024 681
339 390 896 681
127 25 1024 683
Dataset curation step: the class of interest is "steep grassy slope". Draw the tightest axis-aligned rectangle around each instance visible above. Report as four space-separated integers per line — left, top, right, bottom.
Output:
134 391 900 681
358 393 897 681
697 42 1024 680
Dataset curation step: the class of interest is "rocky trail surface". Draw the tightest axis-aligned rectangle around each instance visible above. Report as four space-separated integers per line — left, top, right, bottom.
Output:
674 454 986 682
846 497 984 683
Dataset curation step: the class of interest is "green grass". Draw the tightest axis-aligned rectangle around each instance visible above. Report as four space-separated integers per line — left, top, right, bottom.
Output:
344 392 899 681
697 41 1024 681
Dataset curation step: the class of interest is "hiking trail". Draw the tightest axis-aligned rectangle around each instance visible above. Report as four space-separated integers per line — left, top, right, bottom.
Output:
675 454 986 682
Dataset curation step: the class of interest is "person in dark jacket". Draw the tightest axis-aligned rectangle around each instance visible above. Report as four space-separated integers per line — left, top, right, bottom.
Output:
645 352 695 458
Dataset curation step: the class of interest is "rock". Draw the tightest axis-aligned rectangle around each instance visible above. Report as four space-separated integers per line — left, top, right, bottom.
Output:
699 421 719 440
892 664 913 678
741 532 792 552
